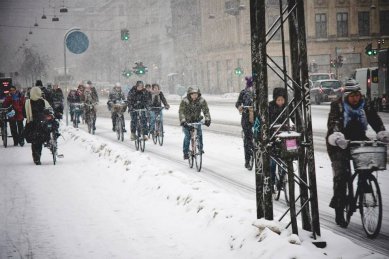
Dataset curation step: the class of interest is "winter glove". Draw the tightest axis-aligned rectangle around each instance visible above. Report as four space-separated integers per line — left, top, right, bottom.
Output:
328 132 348 149
6 110 15 118
180 121 188 128
165 105 170 110
204 120 211 127
377 131 389 143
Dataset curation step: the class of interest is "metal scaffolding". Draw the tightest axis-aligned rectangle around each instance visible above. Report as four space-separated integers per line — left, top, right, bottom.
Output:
250 0 325 246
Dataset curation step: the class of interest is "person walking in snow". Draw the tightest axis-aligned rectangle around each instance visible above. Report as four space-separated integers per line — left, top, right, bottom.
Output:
235 76 254 169
179 87 211 160
2 85 26 146
326 86 388 228
24 86 52 165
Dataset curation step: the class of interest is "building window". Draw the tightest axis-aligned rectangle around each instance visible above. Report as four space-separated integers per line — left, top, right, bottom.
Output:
358 12 369 36
337 12 348 37
380 10 389 36
315 13 327 38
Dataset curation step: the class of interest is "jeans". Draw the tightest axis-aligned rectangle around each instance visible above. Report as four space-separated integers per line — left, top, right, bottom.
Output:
182 125 203 155
130 111 148 135
149 110 163 133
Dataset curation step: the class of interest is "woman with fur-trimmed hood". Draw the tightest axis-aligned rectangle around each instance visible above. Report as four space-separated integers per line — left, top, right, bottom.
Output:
178 86 211 160
25 86 52 165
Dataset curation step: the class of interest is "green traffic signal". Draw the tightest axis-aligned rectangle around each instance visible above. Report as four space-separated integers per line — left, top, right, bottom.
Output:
121 29 129 41
234 67 243 76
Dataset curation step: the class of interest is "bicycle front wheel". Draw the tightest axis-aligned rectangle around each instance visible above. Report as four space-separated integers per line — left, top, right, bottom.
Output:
359 173 382 238
158 122 164 146
116 118 122 141
139 129 145 152
195 138 202 172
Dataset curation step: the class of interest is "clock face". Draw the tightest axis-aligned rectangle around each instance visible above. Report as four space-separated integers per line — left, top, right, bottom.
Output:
66 31 89 54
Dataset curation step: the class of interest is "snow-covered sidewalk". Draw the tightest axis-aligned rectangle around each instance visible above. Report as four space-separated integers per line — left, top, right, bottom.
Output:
0 124 387 259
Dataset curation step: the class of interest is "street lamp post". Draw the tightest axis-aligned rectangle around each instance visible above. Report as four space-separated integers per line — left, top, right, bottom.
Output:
63 28 80 126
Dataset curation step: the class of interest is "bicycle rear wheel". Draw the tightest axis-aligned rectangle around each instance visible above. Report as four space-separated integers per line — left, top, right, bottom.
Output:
195 138 202 172
50 131 57 165
359 173 382 238
2 122 7 148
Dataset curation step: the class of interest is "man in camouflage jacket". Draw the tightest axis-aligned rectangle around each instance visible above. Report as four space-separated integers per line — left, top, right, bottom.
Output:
179 87 211 159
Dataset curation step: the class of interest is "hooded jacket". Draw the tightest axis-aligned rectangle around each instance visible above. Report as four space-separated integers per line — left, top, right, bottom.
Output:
178 87 210 123
269 87 288 128
3 89 25 121
25 87 51 123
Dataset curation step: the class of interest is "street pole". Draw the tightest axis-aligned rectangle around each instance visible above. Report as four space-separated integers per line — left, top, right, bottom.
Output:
63 28 80 126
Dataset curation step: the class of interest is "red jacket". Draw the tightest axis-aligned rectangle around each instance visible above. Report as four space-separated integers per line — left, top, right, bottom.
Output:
3 91 26 121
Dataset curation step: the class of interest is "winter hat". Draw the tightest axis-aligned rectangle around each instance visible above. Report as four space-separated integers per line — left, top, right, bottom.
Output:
87 80 92 85
30 86 42 101
273 87 287 101
187 86 199 95
343 85 362 100
35 80 43 87
245 76 253 88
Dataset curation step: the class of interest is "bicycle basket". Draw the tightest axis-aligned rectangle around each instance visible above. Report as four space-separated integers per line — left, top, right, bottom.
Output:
350 142 387 171
112 103 127 113
276 131 301 159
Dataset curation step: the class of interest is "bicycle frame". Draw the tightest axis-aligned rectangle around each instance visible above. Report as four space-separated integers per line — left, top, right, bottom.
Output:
187 122 203 172
150 107 164 145
132 108 148 152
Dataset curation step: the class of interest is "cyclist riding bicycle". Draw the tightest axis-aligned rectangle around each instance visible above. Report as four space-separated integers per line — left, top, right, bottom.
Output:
67 88 82 123
326 86 388 228
108 82 127 132
235 76 254 169
127 81 150 140
179 87 211 160
83 84 98 131
149 83 170 135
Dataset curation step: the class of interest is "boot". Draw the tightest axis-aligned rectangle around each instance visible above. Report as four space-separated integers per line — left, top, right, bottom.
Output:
335 208 348 228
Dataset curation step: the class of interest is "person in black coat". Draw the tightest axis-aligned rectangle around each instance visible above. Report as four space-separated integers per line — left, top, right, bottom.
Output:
127 81 150 140
235 76 254 169
326 86 388 227
25 86 52 165
268 87 289 189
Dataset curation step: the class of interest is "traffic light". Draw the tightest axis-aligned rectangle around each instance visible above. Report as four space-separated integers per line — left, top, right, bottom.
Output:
122 70 132 78
365 43 373 56
121 29 129 41
133 62 148 75
337 55 343 68
330 59 336 68
234 67 243 76
365 43 378 56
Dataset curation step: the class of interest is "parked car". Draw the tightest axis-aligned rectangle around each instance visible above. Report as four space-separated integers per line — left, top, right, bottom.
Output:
310 79 343 105
309 73 336 83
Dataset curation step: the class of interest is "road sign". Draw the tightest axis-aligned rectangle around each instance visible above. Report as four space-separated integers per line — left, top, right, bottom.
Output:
66 31 89 54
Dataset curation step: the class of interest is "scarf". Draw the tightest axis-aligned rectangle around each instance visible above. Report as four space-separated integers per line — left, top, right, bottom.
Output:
343 99 368 130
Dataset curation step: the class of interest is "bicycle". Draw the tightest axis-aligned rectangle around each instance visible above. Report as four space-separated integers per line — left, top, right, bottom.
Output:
272 158 289 205
70 103 83 128
187 122 204 172
150 107 164 146
84 103 96 135
112 101 127 142
344 140 387 238
0 107 10 148
42 109 61 165
131 108 148 152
